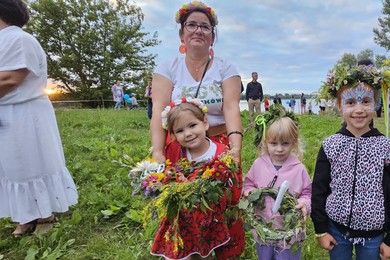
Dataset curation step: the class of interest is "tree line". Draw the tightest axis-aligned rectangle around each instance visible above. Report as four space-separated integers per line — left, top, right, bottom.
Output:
25 0 390 104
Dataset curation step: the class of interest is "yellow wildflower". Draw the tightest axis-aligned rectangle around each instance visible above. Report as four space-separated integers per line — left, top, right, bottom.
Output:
202 167 214 178
164 231 170 242
177 158 191 169
146 157 157 163
165 159 172 166
150 173 165 182
220 155 232 167
178 236 184 247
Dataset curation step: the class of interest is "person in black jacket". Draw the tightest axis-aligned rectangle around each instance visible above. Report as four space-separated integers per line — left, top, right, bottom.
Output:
245 72 263 123
311 64 390 260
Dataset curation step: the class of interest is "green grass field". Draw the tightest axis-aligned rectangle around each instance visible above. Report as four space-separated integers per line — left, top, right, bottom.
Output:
0 109 386 259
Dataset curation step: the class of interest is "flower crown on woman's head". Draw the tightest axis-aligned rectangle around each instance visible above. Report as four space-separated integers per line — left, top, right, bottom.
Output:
161 97 208 130
175 1 218 26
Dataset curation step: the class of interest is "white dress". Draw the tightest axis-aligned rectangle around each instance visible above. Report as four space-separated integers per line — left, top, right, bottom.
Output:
0 26 78 224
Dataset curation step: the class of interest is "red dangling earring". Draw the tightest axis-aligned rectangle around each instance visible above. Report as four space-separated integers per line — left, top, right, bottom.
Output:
179 44 187 54
209 47 214 58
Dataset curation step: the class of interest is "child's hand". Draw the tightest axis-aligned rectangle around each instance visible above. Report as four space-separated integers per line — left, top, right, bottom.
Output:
242 191 250 197
317 233 337 251
380 242 390 259
295 203 307 219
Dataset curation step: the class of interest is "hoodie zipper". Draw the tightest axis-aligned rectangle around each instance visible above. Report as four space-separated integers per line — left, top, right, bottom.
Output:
347 138 359 229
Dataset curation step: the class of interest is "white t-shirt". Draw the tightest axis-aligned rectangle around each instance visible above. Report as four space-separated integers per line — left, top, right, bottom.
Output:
154 56 240 127
0 26 47 105
186 138 216 162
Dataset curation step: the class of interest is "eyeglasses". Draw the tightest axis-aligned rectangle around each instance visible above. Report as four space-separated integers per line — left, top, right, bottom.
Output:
184 22 213 35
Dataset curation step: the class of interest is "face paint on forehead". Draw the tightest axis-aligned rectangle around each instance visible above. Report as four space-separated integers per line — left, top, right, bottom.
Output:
341 82 375 110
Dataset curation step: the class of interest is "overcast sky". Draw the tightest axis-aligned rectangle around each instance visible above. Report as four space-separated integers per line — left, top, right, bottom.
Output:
134 0 388 95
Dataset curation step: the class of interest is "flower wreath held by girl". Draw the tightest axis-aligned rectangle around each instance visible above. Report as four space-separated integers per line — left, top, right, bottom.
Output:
242 104 312 260
150 97 244 260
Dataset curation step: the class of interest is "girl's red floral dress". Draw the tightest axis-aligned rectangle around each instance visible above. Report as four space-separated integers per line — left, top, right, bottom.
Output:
150 140 244 259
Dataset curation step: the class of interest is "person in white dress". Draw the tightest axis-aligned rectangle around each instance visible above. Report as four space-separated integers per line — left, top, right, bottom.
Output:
111 80 124 110
0 0 78 236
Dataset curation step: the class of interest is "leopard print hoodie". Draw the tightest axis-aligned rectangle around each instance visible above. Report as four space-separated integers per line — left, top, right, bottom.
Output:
311 127 390 245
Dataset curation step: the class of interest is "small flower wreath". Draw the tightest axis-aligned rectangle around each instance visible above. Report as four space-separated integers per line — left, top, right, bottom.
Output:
161 97 208 130
254 104 300 147
238 188 305 247
175 1 218 26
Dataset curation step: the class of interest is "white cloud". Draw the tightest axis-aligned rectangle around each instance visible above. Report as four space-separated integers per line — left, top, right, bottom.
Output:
136 0 388 95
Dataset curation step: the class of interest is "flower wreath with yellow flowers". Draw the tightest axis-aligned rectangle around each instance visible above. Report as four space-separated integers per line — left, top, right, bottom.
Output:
161 97 208 130
141 152 240 251
253 104 300 147
175 1 218 26
238 188 305 252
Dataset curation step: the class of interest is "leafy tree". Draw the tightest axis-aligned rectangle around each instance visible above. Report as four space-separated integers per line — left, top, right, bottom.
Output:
374 0 390 51
337 53 357 69
357 49 374 62
26 0 160 100
375 54 388 68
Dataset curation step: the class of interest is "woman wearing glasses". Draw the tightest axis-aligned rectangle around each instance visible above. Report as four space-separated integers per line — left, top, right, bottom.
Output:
150 1 242 163
149 1 244 259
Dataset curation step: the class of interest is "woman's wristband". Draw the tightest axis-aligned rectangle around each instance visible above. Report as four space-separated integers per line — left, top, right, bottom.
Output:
227 131 243 138
315 232 328 238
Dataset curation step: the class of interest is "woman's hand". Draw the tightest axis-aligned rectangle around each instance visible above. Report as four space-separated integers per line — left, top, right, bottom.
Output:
152 150 165 163
230 146 241 163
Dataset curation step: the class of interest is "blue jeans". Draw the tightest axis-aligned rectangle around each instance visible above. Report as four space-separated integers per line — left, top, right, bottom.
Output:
114 101 122 109
328 221 383 260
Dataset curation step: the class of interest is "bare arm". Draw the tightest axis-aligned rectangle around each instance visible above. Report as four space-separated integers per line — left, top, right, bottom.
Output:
222 76 242 160
0 69 28 98
150 74 173 162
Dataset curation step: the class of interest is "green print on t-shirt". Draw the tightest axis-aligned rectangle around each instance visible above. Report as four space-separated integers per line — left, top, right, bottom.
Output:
180 80 223 104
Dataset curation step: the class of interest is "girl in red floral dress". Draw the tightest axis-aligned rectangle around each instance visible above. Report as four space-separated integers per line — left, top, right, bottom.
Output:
150 98 243 259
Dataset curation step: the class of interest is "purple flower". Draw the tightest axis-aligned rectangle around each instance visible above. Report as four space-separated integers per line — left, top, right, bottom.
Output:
144 186 157 198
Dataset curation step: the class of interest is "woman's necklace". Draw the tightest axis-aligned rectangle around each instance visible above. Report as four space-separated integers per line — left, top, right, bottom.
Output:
191 59 209 73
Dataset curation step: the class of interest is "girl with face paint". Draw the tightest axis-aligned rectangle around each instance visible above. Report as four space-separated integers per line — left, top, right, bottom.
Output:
338 82 376 137
311 76 390 260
